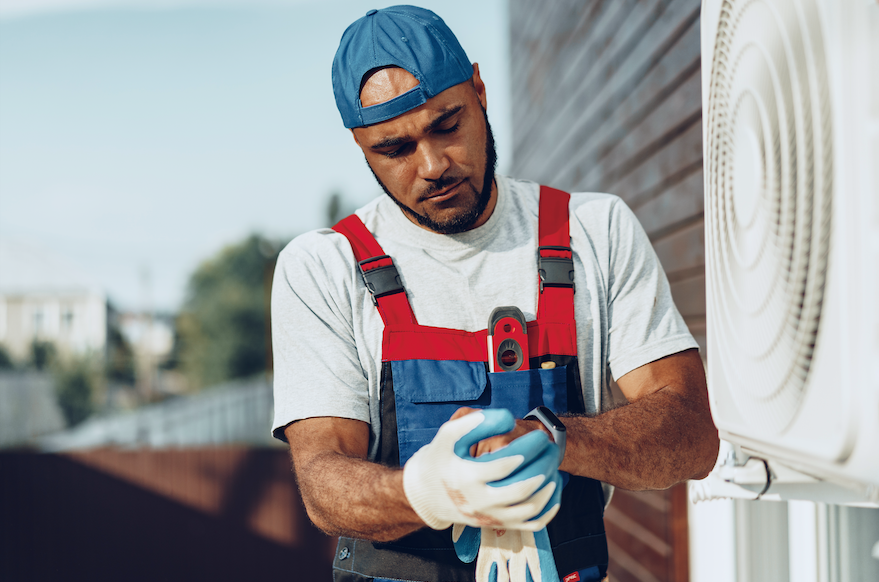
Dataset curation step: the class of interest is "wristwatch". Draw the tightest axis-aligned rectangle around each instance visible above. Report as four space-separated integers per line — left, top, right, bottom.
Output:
524 406 566 461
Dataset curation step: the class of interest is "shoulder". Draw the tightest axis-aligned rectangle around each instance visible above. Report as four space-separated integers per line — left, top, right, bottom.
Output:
568 191 625 227
277 194 388 274
274 228 359 299
278 228 353 267
566 192 646 247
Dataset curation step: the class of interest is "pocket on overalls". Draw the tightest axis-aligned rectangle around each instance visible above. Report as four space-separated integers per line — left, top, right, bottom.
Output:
390 360 571 466
488 364 571 491
391 359 488 465
486 363 569 418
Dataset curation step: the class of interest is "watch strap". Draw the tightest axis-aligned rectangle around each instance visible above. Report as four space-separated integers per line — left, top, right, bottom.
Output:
524 406 566 461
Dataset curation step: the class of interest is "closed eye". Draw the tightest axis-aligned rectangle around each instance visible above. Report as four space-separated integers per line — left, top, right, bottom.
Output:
382 142 414 158
435 123 460 135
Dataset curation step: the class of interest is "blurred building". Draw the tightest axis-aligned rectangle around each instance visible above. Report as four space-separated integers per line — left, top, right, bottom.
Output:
115 309 179 400
117 311 174 363
0 238 106 362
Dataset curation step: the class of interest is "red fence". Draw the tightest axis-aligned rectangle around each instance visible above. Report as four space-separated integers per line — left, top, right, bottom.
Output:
0 448 336 581
1 448 688 581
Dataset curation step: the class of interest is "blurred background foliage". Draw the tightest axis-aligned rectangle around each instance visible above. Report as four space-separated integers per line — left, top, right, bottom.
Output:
105 323 136 385
1 191 344 434
0 345 12 370
30 340 56 371
53 356 100 427
173 234 281 391
12 339 102 428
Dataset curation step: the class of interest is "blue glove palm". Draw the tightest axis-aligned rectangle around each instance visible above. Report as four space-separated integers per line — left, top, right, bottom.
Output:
452 523 481 563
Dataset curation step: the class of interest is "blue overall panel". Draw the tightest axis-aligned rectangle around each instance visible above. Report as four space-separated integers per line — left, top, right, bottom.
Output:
391 359 568 465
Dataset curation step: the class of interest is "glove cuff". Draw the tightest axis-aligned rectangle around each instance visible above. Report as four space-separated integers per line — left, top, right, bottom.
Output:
403 453 453 531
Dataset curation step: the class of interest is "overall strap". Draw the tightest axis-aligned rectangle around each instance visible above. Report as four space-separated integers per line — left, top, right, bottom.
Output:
537 186 575 323
333 215 417 326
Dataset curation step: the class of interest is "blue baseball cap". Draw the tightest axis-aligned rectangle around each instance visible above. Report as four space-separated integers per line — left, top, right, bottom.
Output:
332 5 473 129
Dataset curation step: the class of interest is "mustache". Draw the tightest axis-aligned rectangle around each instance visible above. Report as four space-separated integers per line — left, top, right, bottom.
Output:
419 175 465 200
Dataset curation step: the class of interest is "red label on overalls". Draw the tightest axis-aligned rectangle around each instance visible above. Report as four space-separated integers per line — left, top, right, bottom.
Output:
563 573 581 582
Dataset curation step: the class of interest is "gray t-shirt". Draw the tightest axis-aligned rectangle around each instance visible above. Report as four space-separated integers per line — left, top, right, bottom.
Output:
271 175 697 457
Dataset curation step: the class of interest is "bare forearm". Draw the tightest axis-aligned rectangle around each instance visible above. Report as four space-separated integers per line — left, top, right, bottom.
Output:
294 451 425 542
286 417 426 542
559 387 719 490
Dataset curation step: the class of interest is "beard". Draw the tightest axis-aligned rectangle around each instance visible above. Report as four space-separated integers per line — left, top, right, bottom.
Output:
366 106 498 234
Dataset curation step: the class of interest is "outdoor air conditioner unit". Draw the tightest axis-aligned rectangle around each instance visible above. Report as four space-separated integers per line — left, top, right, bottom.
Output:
698 0 879 504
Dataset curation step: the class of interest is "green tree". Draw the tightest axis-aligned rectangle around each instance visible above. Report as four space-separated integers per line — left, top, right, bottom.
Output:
105 323 135 384
175 234 281 390
54 357 98 426
30 340 56 370
0 344 14 370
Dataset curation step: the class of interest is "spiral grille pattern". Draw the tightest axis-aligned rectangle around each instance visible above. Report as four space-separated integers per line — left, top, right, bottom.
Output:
705 0 833 433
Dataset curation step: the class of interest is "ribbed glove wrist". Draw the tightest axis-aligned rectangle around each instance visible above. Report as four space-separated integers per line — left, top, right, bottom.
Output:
402 456 459 530
402 409 562 531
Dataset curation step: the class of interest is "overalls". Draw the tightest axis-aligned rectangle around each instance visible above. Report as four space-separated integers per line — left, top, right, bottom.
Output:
331 186 609 582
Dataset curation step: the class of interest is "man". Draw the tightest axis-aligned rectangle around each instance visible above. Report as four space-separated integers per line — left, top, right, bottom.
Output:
272 6 719 581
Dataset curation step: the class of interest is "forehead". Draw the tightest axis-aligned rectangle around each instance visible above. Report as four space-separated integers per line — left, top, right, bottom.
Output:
360 67 421 107
355 80 471 142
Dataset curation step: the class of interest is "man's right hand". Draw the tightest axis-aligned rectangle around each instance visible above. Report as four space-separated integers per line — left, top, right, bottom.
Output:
402 408 562 531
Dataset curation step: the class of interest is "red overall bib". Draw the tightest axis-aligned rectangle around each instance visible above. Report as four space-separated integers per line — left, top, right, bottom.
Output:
330 186 608 582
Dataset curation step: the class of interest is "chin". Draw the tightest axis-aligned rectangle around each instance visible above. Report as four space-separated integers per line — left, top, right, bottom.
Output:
417 188 488 233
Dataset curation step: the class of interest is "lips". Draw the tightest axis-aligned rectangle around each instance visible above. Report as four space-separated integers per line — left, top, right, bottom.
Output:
422 179 464 202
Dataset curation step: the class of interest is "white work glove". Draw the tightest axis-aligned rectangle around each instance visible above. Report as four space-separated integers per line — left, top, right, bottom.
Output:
452 522 559 582
403 408 561 531
464 526 559 582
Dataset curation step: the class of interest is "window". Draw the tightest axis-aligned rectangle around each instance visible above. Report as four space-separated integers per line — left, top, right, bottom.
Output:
61 307 74 332
33 308 44 335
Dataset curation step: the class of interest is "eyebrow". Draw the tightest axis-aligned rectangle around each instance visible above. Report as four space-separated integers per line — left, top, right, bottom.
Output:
368 104 465 150
425 104 464 132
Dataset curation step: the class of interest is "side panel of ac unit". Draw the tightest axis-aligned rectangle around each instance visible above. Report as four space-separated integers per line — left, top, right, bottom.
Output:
702 0 879 489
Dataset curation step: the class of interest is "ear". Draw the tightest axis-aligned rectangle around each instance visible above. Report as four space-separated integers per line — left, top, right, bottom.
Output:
471 63 487 111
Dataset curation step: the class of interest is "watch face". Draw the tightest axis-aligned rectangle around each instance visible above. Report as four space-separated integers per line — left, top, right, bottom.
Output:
526 406 567 460
528 406 565 431
543 408 563 428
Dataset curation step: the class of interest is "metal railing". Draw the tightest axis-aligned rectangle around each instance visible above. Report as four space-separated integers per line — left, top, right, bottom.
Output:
38 375 279 451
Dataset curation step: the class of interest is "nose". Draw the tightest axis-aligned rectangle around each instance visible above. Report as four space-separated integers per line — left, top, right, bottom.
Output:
416 140 450 181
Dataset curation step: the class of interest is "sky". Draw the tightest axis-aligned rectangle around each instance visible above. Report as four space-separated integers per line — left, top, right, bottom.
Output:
0 0 511 312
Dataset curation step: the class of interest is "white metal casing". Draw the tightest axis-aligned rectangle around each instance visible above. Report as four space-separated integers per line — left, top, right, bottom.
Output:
701 0 879 492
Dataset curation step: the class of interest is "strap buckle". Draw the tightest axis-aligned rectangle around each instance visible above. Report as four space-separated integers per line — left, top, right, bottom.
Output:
358 255 405 306
538 246 575 293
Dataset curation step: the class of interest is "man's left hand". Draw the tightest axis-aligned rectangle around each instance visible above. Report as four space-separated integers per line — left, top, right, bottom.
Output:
450 407 551 459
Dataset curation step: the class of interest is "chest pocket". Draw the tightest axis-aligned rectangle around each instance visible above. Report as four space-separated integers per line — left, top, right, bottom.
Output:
390 359 569 466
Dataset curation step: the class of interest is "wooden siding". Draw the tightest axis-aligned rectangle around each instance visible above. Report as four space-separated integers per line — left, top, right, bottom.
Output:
509 0 705 353
509 1 705 581
606 485 690 582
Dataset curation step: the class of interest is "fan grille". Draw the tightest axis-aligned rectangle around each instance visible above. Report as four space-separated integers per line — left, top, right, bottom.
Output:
705 0 833 433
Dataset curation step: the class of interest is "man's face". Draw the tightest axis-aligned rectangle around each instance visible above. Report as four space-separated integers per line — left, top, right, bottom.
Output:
352 65 498 234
